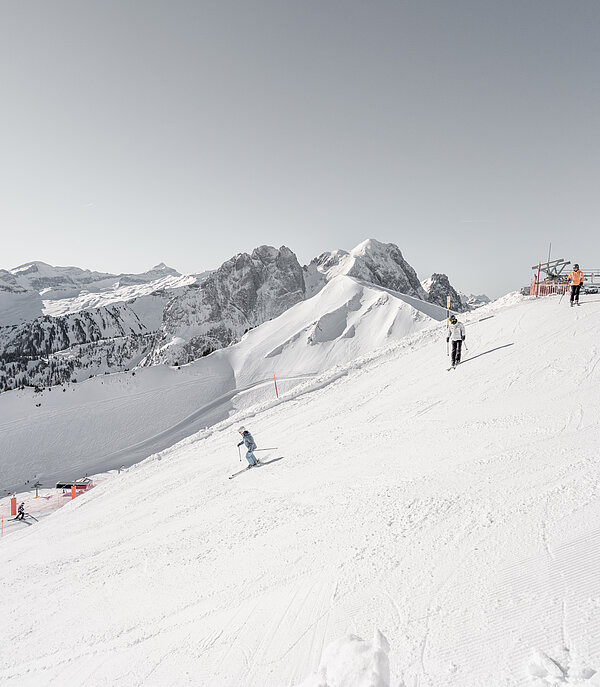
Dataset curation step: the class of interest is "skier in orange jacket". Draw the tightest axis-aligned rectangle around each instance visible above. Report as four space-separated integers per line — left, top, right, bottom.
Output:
568 264 585 307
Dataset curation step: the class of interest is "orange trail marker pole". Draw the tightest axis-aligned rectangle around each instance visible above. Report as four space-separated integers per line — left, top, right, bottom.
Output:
71 486 76 499
1 518 3 537
10 497 16 516
274 374 279 399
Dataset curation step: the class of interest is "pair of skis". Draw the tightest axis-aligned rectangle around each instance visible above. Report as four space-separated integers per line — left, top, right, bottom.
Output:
229 461 262 480
10 514 38 523
228 456 284 480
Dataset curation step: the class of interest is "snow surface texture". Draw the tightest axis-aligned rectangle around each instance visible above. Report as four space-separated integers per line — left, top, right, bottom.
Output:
298 630 391 687
0 276 435 493
2 294 600 686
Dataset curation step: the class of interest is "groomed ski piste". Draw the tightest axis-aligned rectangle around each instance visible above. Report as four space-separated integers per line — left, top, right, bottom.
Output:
1 291 600 686
0 275 442 494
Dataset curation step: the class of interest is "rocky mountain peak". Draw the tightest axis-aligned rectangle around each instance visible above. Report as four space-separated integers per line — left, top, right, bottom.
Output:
304 239 425 299
146 245 306 365
422 273 468 312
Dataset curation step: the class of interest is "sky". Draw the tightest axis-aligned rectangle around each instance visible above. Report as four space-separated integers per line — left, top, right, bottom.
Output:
1 1 599 298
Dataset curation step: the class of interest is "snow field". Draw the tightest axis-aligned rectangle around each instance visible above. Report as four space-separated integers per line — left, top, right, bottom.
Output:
0 276 434 494
1 294 600 685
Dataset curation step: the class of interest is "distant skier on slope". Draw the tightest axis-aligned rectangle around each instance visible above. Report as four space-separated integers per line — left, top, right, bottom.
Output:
447 314 466 368
237 426 259 468
15 502 25 520
568 264 585 307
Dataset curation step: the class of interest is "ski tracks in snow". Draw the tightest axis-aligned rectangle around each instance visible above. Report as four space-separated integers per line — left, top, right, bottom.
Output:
193 569 339 687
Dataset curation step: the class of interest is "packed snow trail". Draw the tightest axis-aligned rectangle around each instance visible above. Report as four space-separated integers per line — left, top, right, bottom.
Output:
1 294 600 686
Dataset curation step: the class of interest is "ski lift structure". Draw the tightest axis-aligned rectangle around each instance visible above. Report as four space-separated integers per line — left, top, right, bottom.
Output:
530 259 600 297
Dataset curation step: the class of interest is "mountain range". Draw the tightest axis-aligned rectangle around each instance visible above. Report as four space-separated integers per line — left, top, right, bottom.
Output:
0 239 486 391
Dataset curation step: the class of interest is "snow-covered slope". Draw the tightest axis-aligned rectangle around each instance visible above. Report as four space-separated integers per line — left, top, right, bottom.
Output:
0 285 44 327
0 276 439 492
2 293 600 686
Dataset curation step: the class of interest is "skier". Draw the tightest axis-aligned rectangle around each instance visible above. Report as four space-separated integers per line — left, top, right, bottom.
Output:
15 502 25 520
447 314 466 368
237 426 259 468
568 264 585 306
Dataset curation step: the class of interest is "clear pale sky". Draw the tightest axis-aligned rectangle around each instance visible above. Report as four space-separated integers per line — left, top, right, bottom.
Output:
1 1 599 297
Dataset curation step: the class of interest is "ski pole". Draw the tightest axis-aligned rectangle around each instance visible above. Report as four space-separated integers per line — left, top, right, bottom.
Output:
237 445 241 462
254 448 278 451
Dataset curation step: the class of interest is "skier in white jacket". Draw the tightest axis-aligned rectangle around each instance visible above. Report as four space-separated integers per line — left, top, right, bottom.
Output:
446 314 466 368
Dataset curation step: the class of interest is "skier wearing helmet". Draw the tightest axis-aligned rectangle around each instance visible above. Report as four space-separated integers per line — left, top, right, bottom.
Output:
237 426 259 468
567 263 585 306
446 314 466 368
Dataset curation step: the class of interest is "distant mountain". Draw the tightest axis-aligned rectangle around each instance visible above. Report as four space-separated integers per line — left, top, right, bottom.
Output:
4 261 116 294
145 245 306 366
0 263 196 388
304 239 426 299
5 260 180 295
421 273 469 313
0 304 154 390
0 262 196 327
461 292 491 309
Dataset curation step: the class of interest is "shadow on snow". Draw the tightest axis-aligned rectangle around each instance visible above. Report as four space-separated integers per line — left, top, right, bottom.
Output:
461 343 515 365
